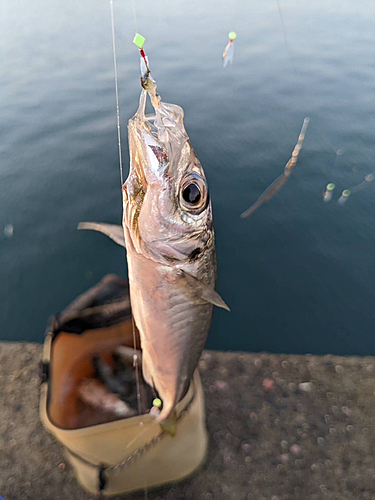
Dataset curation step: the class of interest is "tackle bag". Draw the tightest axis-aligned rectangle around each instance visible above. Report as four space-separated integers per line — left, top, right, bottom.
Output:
39 274 208 497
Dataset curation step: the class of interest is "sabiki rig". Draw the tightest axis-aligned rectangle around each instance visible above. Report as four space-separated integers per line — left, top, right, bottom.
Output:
222 31 237 68
134 32 160 109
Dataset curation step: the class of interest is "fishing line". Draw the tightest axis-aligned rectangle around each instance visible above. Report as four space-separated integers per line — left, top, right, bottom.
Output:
349 170 375 193
131 0 139 33
109 3 148 498
108 0 143 430
272 0 365 166
336 169 375 204
131 317 143 416
332 148 345 172
109 0 142 415
272 0 358 201
109 0 124 185
232 0 240 31
275 0 297 75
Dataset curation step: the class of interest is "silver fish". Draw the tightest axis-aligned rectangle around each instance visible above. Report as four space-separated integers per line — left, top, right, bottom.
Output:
78 378 136 417
79 67 229 434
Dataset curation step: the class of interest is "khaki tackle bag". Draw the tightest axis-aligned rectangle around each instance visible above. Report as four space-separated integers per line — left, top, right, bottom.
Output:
39 274 208 497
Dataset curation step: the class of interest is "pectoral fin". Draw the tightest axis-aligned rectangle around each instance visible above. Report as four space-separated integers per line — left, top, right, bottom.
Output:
78 222 125 248
179 270 230 311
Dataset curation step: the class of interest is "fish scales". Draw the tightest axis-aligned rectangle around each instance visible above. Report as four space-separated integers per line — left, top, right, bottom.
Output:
78 65 228 433
123 83 221 425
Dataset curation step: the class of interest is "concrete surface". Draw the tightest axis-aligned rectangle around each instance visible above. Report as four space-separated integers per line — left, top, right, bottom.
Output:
1 341 375 499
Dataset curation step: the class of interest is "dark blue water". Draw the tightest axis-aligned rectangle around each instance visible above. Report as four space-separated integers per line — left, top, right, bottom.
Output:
1 0 375 355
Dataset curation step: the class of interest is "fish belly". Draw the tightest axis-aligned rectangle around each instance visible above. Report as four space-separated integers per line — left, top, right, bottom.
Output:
126 250 212 417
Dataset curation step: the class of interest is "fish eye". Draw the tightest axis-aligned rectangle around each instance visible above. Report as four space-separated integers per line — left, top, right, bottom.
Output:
182 183 201 204
180 174 208 214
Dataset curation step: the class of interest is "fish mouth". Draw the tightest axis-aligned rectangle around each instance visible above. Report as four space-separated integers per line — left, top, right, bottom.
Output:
125 87 201 258
127 89 189 187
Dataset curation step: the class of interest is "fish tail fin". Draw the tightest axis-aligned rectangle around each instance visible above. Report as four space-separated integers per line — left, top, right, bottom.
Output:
157 404 178 437
159 412 178 437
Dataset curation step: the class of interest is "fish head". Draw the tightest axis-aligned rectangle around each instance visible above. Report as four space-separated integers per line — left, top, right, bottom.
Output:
124 89 213 262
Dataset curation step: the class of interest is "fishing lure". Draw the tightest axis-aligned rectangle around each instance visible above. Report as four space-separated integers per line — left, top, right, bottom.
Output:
133 33 151 87
338 171 375 205
222 31 237 68
338 189 351 205
322 183 336 202
241 117 310 218
150 398 162 417
332 149 344 170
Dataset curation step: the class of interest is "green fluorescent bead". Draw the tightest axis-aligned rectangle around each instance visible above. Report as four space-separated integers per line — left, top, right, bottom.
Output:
133 33 145 48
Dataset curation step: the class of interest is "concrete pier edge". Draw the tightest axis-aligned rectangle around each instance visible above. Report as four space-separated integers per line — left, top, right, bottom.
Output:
1 341 375 500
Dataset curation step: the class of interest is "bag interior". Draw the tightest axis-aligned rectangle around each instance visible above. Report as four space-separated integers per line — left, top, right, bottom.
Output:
48 321 137 429
46 275 144 430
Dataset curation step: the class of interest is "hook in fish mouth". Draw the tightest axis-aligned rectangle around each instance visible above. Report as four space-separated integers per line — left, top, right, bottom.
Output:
140 70 152 90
